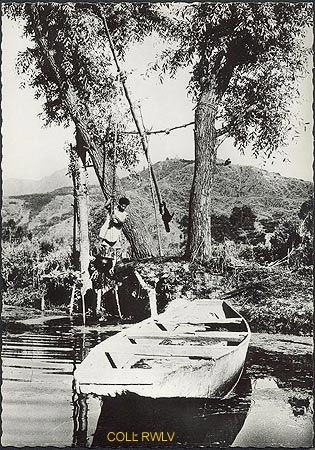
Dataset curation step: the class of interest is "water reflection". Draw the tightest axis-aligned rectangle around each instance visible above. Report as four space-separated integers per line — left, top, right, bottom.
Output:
232 376 313 448
247 345 313 391
1 327 110 447
88 376 252 448
72 389 89 448
1 325 313 447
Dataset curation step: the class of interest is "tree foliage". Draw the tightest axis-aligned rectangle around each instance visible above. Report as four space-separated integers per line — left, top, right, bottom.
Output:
211 214 235 242
150 3 312 156
211 206 257 243
4 3 145 170
298 197 313 234
5 2 158 258
270 220 302 260
10 2 312 169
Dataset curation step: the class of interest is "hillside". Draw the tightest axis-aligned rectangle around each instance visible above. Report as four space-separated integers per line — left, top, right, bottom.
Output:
2 159 312 252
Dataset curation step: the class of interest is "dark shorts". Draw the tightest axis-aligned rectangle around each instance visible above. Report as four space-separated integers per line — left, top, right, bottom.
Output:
99 240 118 259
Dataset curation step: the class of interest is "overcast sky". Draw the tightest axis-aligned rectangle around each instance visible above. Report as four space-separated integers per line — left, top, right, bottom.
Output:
1 16 313 182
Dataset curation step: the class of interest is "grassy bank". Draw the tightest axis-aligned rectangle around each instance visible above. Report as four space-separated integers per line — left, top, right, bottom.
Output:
114 258 313 336
2 258 312 337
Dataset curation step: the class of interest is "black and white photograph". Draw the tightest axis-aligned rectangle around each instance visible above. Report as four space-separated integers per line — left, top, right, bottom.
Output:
1 2 313 447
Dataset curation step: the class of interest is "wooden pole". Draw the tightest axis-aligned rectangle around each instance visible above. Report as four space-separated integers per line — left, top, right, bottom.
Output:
111 122 117 213
114 285 123 320
96 289 102 314
76 160 90 326
71 165 78 269
99 11 163 209
134 271 158 318
147 153 163 257
81 291 86 326
69 283 76 316
139 107 162 255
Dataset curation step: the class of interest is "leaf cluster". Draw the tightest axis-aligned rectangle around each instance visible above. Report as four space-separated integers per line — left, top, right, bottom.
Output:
6 3 145 171
147 3 312 157
11 3 116 126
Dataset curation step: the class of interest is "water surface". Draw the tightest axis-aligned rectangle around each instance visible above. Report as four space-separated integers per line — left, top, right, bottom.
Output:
1 323 313 447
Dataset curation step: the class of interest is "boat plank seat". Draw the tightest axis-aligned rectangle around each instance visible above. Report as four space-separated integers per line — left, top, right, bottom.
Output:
127 331 247 343
160 318 243 326
111 343 231 359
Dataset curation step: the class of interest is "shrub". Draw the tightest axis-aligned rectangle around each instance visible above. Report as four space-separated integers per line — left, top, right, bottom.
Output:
2 240 40 289
40 239 55 255
37 246 77 305
211 214 236 242
270 220 301 260
2 236 75 306
212 207 258 244
210 241 248 273
253 243 273 263
230 205 256 231
41 267 80 305
3 286 46 308
239 298 312 335
2 219 29 243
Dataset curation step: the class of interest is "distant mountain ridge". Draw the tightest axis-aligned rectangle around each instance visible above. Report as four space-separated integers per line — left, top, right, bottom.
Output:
3 169 72 197
2 159 312 250
3 158 311 199
3 168 100 197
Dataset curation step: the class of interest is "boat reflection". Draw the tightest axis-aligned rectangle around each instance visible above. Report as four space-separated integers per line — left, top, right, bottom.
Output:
72 375 252 448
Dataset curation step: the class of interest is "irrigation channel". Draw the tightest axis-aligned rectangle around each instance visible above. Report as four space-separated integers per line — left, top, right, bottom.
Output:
1 316 313 447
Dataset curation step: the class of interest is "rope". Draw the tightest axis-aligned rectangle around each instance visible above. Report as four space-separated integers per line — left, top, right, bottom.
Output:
100 13 164 211
147 139 163 257
111 122 117 214
100 12 174 234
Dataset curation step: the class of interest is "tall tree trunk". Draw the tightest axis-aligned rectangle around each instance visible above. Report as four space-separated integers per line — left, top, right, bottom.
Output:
71 170 79 269
185 85 219 263
77 160 91 298
29 5 155 259
75 121 156 258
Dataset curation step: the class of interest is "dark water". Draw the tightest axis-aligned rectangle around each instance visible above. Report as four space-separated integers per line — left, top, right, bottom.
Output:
1 322 313 447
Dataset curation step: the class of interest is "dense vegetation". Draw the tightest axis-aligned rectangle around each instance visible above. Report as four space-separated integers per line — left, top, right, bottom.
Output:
2 160 313 335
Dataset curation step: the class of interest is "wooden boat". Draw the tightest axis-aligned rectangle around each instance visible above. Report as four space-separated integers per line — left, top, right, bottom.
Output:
74 298 250 398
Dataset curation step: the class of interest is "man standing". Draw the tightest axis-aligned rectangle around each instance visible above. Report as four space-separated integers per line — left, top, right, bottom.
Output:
99 197 130 271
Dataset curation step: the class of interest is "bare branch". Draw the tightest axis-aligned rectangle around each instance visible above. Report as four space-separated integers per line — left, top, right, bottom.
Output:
148 121 195 135
216 125 230 137
121 121 195 136
215 133 229 149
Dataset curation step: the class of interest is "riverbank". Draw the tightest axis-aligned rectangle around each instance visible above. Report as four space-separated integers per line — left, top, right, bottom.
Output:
114 258 313 336
2 258 313 336
1 304 66 322
250 332 312 355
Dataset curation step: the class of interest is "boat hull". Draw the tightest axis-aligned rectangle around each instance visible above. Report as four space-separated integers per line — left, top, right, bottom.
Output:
74 299 250 398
